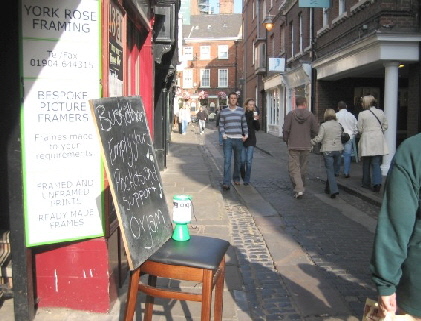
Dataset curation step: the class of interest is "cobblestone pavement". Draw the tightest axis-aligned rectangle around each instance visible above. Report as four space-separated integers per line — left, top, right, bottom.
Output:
226 199 301 321
198 131 302 321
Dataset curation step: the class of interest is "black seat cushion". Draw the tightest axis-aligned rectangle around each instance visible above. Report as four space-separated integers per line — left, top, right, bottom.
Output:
148 235 230 270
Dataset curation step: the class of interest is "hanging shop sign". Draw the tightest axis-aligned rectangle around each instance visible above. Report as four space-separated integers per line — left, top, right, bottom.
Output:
20 0 103 246
109 0 124 96
299 0 330 8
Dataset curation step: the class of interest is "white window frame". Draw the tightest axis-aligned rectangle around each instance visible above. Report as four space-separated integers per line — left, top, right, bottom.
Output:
323 8 329 27
290 22 294 57
218 69 228 88
200 69 210 87
339 0 345 15
200 46 211 60
183 69 193 88
299 14 303 53
218 45 229 59
184 46 193 60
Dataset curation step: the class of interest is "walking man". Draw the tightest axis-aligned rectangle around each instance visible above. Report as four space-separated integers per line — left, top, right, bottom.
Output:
196 106 207 135
336 101 358 178
219 92 248 190
282 96 318 198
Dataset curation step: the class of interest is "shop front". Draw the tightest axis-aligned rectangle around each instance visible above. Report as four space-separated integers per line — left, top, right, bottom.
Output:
263 74 285 136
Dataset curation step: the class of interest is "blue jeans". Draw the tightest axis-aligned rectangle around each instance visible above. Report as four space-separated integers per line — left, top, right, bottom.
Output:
362 155 382 187
198 120 205 133
342 138 354 175
324 151 341 195
182 120 188 133
223 138 243 185
240 146 255 184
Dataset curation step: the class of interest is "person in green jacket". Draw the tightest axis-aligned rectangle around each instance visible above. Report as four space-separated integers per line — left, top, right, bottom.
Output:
371 133 421 317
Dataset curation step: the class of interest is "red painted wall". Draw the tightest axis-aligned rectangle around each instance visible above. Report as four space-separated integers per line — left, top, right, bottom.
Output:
35 238 112 312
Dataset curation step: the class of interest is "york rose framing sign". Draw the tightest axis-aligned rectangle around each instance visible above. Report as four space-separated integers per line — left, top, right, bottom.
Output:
21 0 103 246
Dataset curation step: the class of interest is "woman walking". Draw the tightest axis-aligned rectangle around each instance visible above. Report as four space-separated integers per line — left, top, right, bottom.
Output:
240 98 260 185
357 95 388 192
311 109 343 198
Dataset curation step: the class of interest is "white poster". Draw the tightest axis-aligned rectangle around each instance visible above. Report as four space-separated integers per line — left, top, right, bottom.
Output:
21 0 103 246
269 58 285 72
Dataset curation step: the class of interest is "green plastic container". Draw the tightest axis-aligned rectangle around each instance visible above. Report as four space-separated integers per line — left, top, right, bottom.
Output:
172 195 192 241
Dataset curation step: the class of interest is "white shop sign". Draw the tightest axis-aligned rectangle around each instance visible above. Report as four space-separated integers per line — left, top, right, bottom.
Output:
21 0 103 246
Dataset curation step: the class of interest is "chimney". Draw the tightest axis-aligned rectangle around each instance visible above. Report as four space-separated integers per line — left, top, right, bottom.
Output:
219 0 234 14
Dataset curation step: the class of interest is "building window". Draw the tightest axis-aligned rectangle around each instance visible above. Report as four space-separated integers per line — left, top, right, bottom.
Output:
200 46 211 60
218 45 229 59
184 47 193 60
183 69 193 88
290 22 294 57
280 25 285 53
218 69 228 87
339 0 345 15
252 40 255 65
323 8 329 27
253 0 256 19
201 69 210 87
299 14 303 53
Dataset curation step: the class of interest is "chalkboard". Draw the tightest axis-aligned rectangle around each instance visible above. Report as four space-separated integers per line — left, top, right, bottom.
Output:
89 96 173 270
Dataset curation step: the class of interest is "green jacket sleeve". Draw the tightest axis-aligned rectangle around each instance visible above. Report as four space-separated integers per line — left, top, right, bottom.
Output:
370 140 421 296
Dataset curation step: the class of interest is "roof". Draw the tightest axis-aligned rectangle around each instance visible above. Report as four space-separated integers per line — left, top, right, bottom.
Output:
182 14 242 40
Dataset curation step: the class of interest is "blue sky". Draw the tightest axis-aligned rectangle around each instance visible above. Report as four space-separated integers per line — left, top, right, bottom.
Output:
209 0 242 13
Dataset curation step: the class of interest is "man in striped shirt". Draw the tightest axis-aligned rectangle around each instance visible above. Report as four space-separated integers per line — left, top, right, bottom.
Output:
219 92 248 190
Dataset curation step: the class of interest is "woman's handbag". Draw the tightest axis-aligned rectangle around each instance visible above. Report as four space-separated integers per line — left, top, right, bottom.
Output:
341 132 350 144
340 125 350 144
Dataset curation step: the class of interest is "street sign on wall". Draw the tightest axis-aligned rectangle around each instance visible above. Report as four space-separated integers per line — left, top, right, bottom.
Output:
20 0 103 246
299 0 330 7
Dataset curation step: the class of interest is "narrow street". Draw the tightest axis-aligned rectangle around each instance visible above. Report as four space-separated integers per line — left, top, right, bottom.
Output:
199 121 379 320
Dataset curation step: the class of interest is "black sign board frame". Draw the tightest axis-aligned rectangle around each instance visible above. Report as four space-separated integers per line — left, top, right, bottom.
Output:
89 96 172 270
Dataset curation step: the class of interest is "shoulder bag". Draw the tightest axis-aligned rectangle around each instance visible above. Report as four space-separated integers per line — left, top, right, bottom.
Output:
340 125 350 144
369 109 384 132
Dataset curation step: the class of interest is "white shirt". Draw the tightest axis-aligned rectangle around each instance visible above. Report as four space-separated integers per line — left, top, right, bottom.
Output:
336 109 358 139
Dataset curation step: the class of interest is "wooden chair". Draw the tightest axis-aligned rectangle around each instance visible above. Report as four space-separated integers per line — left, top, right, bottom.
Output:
124 235 230 321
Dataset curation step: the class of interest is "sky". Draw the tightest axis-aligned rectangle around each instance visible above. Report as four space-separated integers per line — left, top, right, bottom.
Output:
209 0 242 14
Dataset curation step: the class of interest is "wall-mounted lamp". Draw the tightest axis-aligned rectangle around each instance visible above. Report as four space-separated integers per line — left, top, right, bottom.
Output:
262 16 274 31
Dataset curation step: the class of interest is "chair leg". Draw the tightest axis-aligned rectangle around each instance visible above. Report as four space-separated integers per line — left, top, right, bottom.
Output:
201 269 213 321
143 275 157 321
124 268 141 321
214 258 225 321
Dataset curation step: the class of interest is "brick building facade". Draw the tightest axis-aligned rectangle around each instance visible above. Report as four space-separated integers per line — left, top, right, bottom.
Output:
242 0 421 174
178 14 243 116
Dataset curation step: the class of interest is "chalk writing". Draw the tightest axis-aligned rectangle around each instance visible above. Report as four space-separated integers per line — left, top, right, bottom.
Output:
90 96 172 270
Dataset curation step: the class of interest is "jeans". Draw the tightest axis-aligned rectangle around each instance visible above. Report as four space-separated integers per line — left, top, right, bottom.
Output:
240 146 255 184
341 138 354 175
198 120 205 133
288 150 310 193
362 155 382 187
182 120 188 134
323 151 341 195
223 138 243 185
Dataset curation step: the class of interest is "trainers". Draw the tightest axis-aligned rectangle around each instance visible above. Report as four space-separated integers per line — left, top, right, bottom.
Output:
294 192 304 199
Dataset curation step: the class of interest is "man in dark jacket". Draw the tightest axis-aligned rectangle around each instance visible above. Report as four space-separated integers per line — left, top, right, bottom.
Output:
282 96 319 198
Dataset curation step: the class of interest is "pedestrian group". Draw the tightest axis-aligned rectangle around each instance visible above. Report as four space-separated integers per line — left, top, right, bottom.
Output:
177 92 421 318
